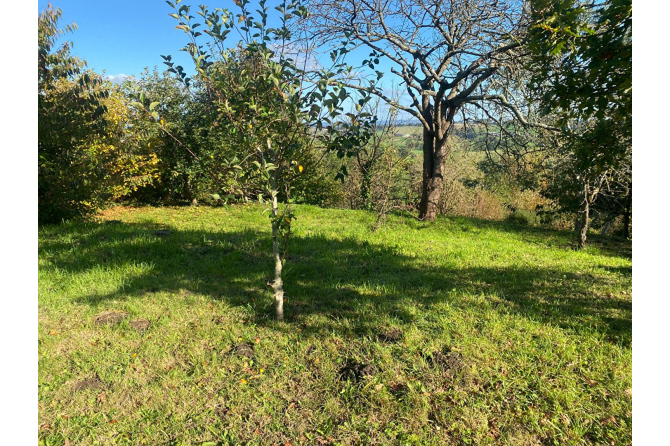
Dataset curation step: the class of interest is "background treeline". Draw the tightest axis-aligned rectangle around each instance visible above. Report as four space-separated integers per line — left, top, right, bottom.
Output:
38 2 631 239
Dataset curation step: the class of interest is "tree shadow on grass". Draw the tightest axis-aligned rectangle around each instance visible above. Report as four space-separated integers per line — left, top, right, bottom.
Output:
39 220 632 345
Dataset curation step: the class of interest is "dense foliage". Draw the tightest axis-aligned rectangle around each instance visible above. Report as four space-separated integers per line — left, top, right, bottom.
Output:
528 0 632 245
38 5 161 223
37 1 632 244
38 5 109 223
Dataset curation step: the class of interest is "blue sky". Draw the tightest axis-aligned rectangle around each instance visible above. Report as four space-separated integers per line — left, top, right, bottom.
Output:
37 0 416 121
37 1 379 78
38 0 201 81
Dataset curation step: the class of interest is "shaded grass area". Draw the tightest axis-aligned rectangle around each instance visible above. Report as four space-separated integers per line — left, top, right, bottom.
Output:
38 205 632 445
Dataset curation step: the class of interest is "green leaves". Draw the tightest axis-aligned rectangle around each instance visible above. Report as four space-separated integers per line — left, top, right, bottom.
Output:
161 1 377 287
334 165 348 184
39 4 124 223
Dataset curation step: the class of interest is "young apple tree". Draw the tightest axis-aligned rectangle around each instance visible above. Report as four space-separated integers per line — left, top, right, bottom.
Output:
165 0 374 319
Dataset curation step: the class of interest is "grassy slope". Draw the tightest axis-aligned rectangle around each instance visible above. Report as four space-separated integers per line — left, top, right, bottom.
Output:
38 205 632 445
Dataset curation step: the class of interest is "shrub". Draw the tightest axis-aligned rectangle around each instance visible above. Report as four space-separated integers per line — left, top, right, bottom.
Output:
506 209 541 226
38 5 110 224
291 151 346 208
38 6 161 223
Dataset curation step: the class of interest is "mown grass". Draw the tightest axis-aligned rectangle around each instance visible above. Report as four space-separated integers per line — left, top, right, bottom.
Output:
38 204 632 445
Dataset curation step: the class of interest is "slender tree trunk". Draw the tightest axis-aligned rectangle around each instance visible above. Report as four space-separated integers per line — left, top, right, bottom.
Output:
623 181 632 239
601 220 612 236
271 197 284 321
266 139 284 321
578 201 589 248
360 161 373 210
577 183 590 249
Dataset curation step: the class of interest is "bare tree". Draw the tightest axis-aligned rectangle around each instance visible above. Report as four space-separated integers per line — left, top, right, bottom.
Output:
351 97 401 210
305 0 551 220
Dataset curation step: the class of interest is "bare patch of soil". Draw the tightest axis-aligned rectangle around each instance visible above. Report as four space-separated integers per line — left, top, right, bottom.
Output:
232 343 255 358
72 377 105 392
389 382 408 396
427 348 464 374
338 360 377 382
94 311 127 326
130 319 151 332
378 327 403 343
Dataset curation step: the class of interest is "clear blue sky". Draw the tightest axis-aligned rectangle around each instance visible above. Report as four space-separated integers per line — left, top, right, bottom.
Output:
38 0 200 81
37 1 375 77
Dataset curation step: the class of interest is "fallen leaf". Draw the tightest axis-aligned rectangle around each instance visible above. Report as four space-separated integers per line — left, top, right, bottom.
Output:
600 416 616 425
560 413 571 426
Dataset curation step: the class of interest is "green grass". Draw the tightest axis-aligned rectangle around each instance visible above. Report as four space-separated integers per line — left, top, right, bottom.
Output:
38 204 632 445
394 125 423 135
394 123 479 136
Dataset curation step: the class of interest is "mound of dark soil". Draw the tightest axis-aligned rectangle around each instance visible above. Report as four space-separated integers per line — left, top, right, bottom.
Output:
338 360 377 382
94 311 127 327
427 348 464 374
130 319 151 332
378 328 403 343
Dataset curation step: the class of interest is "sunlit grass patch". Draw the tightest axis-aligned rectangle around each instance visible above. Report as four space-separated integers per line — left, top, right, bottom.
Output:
39 205 631 445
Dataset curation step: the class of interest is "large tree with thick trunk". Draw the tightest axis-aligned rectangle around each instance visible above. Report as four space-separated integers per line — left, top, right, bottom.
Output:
305 0 550 220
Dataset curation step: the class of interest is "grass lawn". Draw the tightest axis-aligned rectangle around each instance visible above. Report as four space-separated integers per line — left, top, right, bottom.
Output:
38 205 632 445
